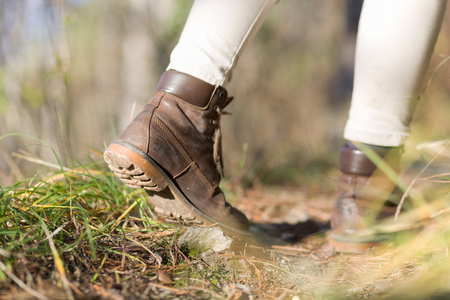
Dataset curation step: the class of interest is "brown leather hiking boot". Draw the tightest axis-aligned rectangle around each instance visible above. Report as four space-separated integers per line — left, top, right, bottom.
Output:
329 143 401 252
103 70 250 235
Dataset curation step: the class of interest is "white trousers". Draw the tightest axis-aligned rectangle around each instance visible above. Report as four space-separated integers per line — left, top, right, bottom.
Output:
168 0 277 86
167 0 446 147
344 0 446 146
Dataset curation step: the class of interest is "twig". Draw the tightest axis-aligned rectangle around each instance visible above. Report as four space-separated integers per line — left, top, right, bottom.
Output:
271 245 310 253
248 260 262 298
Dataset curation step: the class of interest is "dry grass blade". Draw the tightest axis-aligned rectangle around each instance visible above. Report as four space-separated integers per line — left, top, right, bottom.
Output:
42 222 69 241
125 236 163 268
12 152 71 172
0 141 24 180
109 196 139 232
40 221 74 300
91 255 108 283
396 140 450 220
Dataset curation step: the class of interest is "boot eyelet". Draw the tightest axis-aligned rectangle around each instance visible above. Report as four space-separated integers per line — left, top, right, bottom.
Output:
214 106 220 113
218 91 225 98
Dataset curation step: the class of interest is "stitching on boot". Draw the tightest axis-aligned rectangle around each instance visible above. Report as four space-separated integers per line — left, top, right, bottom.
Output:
153 117 192 164
146 93 165 153
173 161 215 194
173 163 191 179
153 118 216 194
191 162 215 194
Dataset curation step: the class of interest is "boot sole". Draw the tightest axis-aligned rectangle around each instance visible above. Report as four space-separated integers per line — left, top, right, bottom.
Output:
104 141 250 236
329 238 378 253
328 232 389 253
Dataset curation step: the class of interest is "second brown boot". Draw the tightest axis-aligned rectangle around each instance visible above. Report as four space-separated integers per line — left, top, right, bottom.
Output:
329 142 402 252
103 70 250 235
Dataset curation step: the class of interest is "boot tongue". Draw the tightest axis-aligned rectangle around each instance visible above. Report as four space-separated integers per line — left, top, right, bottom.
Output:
157 70 216 108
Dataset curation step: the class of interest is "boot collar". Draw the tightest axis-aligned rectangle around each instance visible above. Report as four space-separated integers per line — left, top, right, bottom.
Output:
157 70 228 109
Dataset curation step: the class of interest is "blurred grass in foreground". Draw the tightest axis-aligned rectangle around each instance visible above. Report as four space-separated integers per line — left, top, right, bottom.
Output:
1 137 450 299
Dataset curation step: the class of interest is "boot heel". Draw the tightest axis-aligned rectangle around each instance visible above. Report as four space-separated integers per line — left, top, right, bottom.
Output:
104 143 168 191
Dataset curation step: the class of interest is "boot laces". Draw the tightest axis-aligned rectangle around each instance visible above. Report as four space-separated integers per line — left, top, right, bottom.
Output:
212 105 231 177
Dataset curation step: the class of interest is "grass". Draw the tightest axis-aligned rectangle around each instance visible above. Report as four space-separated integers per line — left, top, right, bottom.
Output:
0 150 197 299
2 140 450 299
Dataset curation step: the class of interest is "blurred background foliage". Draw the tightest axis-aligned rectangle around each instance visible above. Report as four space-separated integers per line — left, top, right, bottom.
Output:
1 0 450 189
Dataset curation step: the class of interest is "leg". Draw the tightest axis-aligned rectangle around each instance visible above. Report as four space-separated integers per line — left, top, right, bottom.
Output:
331 0 446 251
104 0 277 235
345 0 446 146
168 0 277 86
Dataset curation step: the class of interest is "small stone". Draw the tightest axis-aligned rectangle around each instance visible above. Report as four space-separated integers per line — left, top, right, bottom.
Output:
284 206 309 224
156 269 174 284
177 226 233 253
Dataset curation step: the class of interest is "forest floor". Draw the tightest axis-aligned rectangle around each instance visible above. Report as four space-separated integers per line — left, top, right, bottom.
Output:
1 152 450 300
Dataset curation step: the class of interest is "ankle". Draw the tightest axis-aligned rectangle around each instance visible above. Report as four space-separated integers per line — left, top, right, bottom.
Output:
156 70 219 108
347 141 393 153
